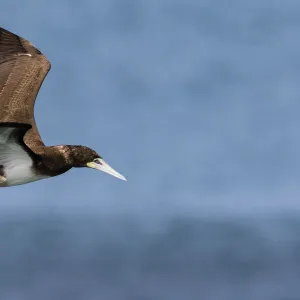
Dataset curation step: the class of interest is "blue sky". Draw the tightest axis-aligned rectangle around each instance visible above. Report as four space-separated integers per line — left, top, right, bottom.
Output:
1 0 300 217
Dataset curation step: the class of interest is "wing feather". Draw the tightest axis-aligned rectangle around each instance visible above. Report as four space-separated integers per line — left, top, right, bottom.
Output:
0 27 51 151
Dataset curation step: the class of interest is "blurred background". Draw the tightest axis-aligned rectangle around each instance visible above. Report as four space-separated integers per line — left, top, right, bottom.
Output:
1 0 300 299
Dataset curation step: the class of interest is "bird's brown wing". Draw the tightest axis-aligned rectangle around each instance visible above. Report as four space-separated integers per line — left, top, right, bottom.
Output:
0 27 51 151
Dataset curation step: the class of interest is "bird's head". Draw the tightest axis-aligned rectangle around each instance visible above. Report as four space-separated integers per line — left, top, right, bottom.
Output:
65 145 126 181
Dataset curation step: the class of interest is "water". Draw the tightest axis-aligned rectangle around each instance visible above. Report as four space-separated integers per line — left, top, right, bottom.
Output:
0 212 300 300
0 0 300 299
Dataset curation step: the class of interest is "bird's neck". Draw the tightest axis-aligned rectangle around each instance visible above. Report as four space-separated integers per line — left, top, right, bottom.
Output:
35 145 73 176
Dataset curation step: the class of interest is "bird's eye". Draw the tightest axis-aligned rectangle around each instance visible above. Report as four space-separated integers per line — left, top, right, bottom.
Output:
94 158 102 164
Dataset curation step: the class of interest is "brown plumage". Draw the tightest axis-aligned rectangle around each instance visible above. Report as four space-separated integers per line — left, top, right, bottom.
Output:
0 27 126 186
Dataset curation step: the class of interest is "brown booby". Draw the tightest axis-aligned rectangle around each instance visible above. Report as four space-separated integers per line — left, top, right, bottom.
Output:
0 27 126 187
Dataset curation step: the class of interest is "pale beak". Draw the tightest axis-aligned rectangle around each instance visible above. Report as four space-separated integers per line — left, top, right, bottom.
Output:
87 158 127 181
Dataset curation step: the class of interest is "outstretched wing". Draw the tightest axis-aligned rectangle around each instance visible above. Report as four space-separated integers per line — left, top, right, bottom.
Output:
0 27 51 150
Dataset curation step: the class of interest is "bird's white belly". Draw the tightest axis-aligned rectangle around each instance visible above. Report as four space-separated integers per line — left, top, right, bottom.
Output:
1 163 48 187
0 140 48 187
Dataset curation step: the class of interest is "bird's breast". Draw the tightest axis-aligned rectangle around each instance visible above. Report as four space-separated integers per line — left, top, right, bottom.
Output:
0 162 49 187
0 142 49 187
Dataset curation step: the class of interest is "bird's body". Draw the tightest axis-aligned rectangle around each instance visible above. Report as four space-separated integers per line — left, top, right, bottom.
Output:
0 124 49 186
0 27 125 186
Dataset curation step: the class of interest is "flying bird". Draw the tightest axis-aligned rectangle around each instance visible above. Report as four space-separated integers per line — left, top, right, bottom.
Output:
0 27 126 187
